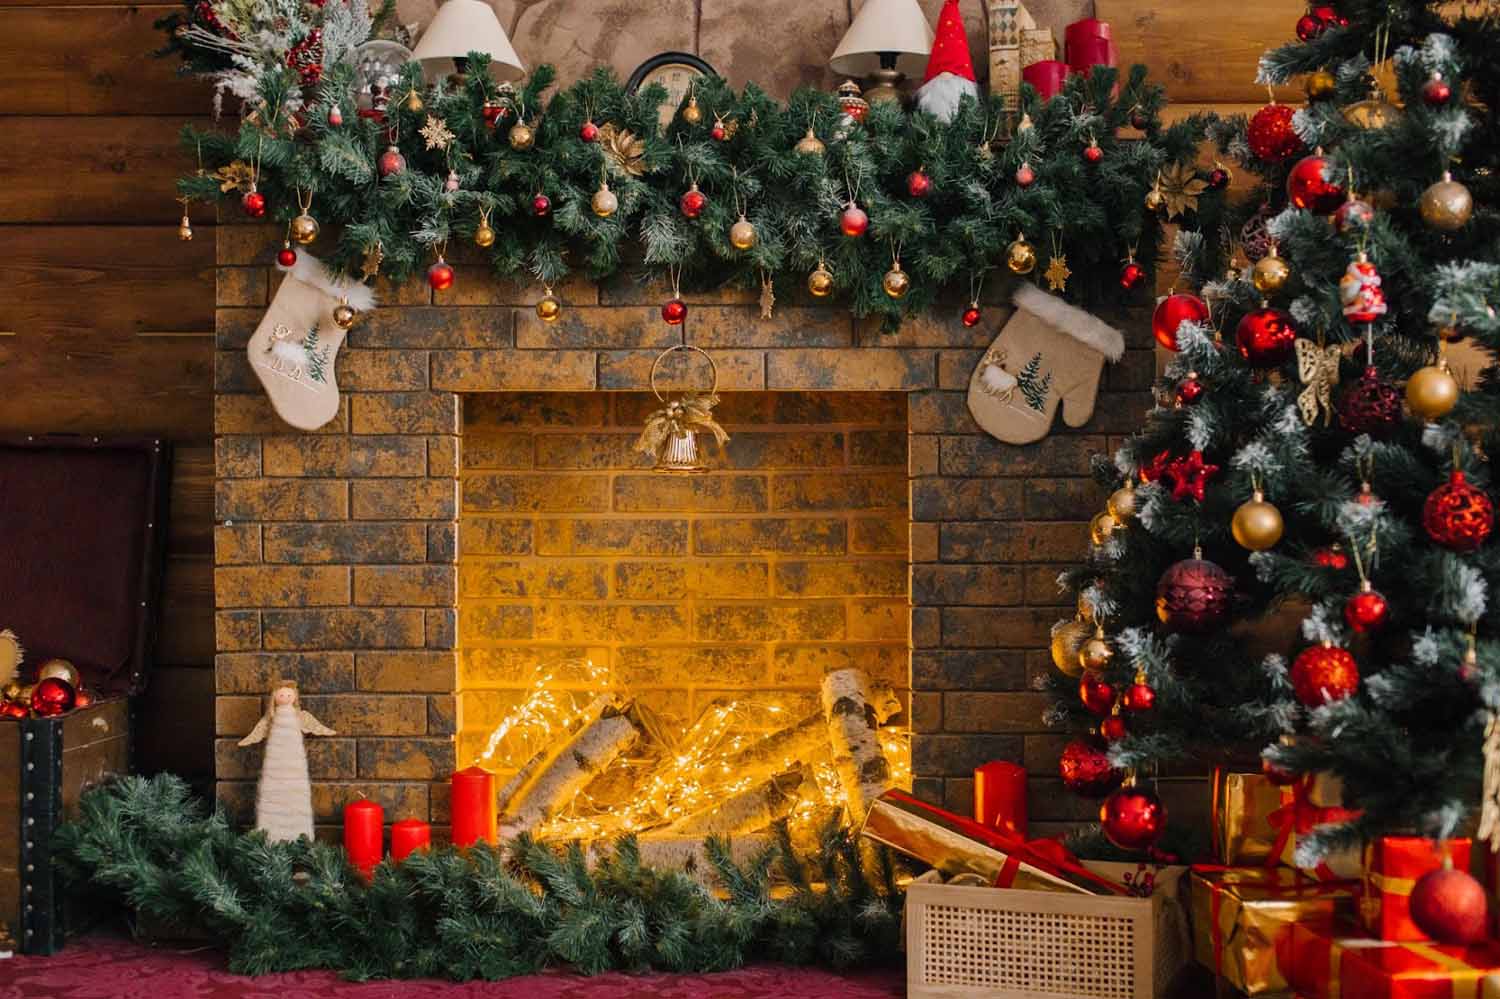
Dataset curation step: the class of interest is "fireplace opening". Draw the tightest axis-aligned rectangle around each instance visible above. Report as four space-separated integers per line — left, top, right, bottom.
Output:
457 391 912 840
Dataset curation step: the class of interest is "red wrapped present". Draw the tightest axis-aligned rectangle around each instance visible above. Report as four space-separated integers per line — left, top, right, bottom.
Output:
1363 837 1473 942
1212 768 1361 880
1289 915 1500 998
860 789 1128 895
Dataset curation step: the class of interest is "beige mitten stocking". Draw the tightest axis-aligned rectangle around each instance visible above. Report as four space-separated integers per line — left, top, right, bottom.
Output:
967 283 1125 444
249 254 375 432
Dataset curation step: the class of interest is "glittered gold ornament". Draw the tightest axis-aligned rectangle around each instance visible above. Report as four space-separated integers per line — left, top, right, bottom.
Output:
474 215 496 248
1306 69 1337 100
1406 362 1459 420
509 121 535 151
1252 245 1291 294
729 214 757 250
1107 481 1138 522
536 289 561 322
1420 172 1473 231
332 298 357 329
2 680 23 705
1051 618 1091 677
1080 626 1114 671
1231 490 1284 551
1089 510 1118 545
290 212 320 245
795 127 825 156
591 181 618 218
681 94 702 125
807 261 834 297
882 260 909 299
1006 236 1036 275
0 630 21 689
1342 94 1402 130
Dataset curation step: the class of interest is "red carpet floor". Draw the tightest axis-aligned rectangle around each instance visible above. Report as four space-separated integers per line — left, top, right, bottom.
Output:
1 936 905 998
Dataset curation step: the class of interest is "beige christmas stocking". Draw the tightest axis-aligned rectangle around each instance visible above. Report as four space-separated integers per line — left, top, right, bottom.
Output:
249 254 375 432
967 283 1125 444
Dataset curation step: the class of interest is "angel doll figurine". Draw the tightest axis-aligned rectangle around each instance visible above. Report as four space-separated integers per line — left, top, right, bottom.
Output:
238 680 336 842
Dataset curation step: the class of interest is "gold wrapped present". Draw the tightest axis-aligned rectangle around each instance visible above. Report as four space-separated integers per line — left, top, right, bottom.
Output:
1213 768 1362 880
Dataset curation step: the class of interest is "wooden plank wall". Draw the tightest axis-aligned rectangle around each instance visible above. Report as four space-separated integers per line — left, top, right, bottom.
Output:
0 0 216 779
0 0 1295 781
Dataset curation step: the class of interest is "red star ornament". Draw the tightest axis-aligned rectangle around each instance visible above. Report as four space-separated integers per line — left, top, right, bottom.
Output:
1164 450 1219 502
1141 449 1173 483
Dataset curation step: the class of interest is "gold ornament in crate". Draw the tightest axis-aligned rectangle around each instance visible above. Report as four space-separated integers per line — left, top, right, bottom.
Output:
37 658 80 688
636 345 729 473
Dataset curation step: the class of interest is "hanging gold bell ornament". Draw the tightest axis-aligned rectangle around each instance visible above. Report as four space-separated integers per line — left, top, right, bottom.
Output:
1051 618 1091 677
1232 489 1284 551
1107 480 1138 522
1406 359 1459 420
289 212 320 245
882 260 910 299
509 120 536 151
591 180 618 218
1080 625 1114 671
1089 510 1118 545
536 288 562 323
636 345 729 473
1252 245 1291 295
729 214 758 250
1007 235 1037 275
807 260 834 297
1420 172 1473 232
795 127 825 156
332 297 358 330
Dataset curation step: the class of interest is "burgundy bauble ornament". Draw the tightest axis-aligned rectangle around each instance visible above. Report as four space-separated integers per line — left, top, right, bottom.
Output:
661 297 688 325
1129 107 1151 130
426 259 454 291
579 119 599 142
1119 260 1147 290
1344 582 1388 633
1290 643 1359 706
1059 739 1122 798
840 203 869 238
1424 470 1495 551
1155 555 1234 633
1296 13 1324 41
31 677 76 717
378 145 406 178
1015 162 1035 187
1423 73 1453 107
1410 865 1489 945
1287 154 1345 213
1082 140 1103 164
277 243 297 268
1208 166 1231 191
1101 783 1167 851
1079 673 1116 716
679 183 707 219
1122 681 1156 713
1175 373 1205 406
532 193 552 217
1337 367 1401 437
1247 103 1305 163
961 305 981 328
1313 545 1349 570
1235 306 1298 368
1152 293 1210 351
1100 714 1128 741
1334 198 1375 234
241 189 267 218
906 169 932 198
481 101 504 128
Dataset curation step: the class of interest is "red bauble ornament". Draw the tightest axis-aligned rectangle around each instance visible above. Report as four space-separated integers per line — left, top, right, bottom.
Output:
1338 367 1401 437
711 122 727 141
906 169 932 198
679 184 707 219
1424 470 1495 551
1290 644 1359 706
277 244 297 268
1344 586 1388 633
1059 739 1122 798
1287 154 1345 213
0 701 25 719
1247 103 1305 163
961 306 981 328
1122 681 1156 713
1152 293 1211 351
1296 13 1324 41
1176 375 1205 406
1156 556 1234 633
1311 4 1347 26
1100 714 1128 741
1410 866 1489 944
661 297 688 325
1236 307 1298 368
378 145 406 178
840 203 869 238
1101 784 1167 851
1119 261 1147 290
1423 74 1452 107
1207 167 1231 191
1140 449 1173 483
327 103 343 127
1129 108 1151 130
1313 546 1349 570
241 189 267 218
482 102 505 128
427 259 454 291
1015 163 1035 187
580 119 599 142
1082 140 1104 164
31 677 76 717
1334 198 1375 234
532 193 551 217
1079 673 1116 716
73 688 92 709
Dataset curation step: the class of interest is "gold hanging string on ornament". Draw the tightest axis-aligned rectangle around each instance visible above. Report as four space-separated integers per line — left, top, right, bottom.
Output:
668 261 683 301
297 187 313 216
969 270 985 309
843 162 862 206
891 239 903 269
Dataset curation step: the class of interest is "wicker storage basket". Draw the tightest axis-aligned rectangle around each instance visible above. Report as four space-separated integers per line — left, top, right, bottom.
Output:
905 864 1190 999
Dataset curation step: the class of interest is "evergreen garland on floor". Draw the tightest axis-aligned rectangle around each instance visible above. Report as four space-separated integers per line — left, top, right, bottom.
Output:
53 775 905 980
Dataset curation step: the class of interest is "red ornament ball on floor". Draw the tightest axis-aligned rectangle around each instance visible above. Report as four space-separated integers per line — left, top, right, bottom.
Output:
426 260 454 291
1247 103 1305 163
661 298 688 325
1101 784 1167 851
31 677 76 717
961 306 981 328
241 190 266 218
1287 154 1346 213
1152 293 1210 351
1410 866 1489 944
532 193 551 216
1079 673 1116 716
1156 556 1234 633
1424 470 1495 551
1059 739 1121 798
1236 307 1298 367
1119 261 1147 290
1291 644 1359 706
1344 587 1389 633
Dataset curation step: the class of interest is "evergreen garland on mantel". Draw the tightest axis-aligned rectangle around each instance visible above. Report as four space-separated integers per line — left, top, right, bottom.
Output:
160 7 1217 330
55 775 904 980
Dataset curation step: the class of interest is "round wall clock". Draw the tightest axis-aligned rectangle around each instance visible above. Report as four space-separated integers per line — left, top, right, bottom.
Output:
626 52 716 129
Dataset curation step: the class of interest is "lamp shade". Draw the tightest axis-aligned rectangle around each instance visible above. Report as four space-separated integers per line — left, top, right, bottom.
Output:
829 0 934 77
413 0 526 81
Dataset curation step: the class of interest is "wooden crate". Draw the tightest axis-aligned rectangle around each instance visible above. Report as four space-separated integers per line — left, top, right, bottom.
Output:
906 866 1190 999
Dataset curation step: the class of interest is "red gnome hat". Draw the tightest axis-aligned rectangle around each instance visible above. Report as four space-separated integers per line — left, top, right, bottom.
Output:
916 0 978 122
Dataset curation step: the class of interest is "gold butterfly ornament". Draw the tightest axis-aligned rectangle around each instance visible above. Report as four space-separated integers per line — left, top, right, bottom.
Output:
1295 338 1341 426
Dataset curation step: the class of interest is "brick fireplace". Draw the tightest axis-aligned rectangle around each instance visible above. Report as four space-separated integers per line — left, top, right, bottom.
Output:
211 225 1153 837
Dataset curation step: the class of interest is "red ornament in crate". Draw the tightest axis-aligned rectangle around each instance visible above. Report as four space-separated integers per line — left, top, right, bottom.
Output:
1059 739 1121 798
1409 864 1488 944
1424 470 1494 551
1236 307 1297 368
1291 643 1359 706
1338 367 1401 436
1101 782 1167 850
1152 293 1210 351
31 677 77 717
1156 555 1234 633
1287 154 1345 213
1247 103 1305 163
1079 673 1116 716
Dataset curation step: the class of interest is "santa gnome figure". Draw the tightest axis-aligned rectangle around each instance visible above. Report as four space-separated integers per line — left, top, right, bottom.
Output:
916 0 978 122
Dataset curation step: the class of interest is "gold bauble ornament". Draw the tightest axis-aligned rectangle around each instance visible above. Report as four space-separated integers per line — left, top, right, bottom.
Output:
37 658 81 689
1051 619 1091 677
177 213 193 242
1342 96 1402 130
536 291 562 323
1252 245 1290 294
882 261 909 299
1306 69 1337 101
1420 172 1473 232
591 181 618 218
1107 481 1138 522
474 220 496 248
1080 626 1113 672
1089 510 1118 546
795 127 825 156
807 262 834 297
1406 363 1459 420
290 212 320 245
1231 490 1284 551
1006 236 1036 275
729 214 757 250
509 121 535 151
1144 187 1165 213
405 88 423 113
681 95 702 125
2 681 23 705
332 300 357 329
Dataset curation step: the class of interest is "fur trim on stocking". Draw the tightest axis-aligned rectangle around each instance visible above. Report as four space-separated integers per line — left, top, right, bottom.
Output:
1012 283 1125 361
287 252 377 312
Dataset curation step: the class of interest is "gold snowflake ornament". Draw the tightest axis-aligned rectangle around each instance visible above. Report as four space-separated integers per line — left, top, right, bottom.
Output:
1044 254 1071 292
421 115 455 151
1157 162 1209 219
214 160 256 193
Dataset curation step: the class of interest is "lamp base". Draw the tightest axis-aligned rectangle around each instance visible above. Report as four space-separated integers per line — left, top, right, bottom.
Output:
864 68 906 104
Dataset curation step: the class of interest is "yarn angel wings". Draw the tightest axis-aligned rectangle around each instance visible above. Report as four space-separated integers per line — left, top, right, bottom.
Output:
300 710 337 736
237 715 271 747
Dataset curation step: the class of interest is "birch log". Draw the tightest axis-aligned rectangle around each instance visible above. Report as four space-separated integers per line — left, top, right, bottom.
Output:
499 696 642 837
663 767 807 837
820 668 893 825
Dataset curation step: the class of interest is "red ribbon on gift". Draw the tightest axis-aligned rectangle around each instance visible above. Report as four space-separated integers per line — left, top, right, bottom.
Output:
1265 775 1362 876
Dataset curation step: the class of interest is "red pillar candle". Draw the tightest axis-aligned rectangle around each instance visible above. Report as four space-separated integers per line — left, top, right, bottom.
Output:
450 766 496 848
1022 60 1070 102
974 761 1028 837
1064 17 1113 68
343 798 384 877
390 818 431 861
